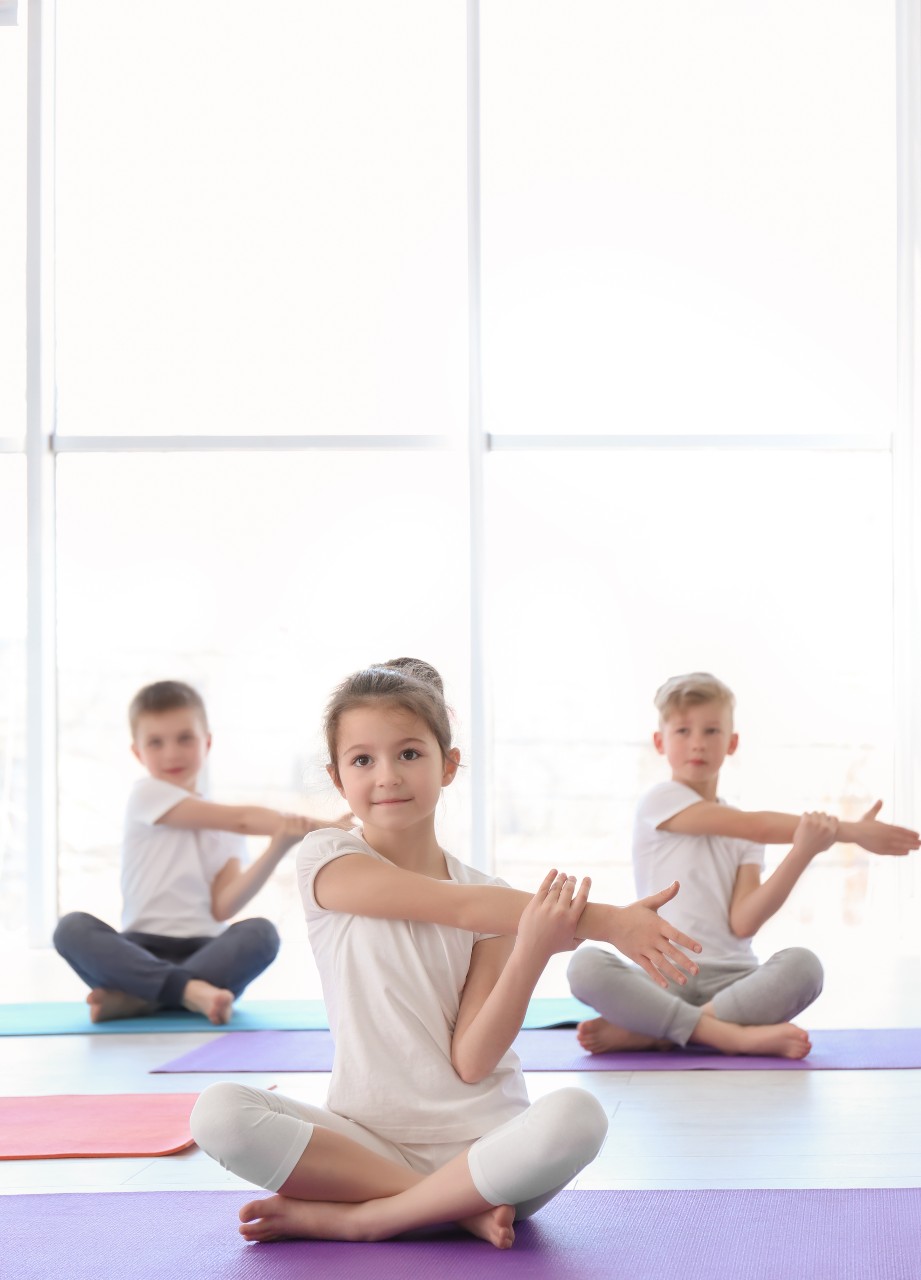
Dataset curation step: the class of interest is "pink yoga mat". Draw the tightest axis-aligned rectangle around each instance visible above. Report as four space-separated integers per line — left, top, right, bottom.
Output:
7 1187 921 1280
152 1026 921 1074
0 1093 198 1159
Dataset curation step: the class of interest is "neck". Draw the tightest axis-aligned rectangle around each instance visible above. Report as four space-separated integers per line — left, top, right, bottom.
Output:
360 818 447 876
675 772 719 802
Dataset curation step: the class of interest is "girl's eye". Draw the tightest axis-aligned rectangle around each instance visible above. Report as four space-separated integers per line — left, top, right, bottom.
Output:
400 749 420 761
352 755 371 767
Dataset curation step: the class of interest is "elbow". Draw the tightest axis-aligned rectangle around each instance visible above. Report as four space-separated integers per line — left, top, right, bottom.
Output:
451 1052 488 1086
728 914 755 940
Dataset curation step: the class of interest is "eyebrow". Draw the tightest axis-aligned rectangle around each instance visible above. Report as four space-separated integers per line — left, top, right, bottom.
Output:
340 737 429 755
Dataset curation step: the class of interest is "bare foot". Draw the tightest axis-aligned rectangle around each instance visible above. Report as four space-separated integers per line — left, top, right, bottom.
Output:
182 979 235 1025
86 988 158 1023
239 1193 517 1250
692 1015 812 1059
576 1017 673 1054
459 1203 515 1249
239 1194 369 1243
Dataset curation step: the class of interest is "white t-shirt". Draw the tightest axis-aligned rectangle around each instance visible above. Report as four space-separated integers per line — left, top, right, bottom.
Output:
296 828 530 1144
632 780 765 965
120 776 247 937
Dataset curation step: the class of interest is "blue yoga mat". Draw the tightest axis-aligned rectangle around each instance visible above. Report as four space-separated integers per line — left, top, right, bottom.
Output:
0 995 594 1037
7 1187 921 1280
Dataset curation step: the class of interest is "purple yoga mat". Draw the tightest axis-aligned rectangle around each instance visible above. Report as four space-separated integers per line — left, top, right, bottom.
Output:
6 1187 921 1280
152 1025 921 1074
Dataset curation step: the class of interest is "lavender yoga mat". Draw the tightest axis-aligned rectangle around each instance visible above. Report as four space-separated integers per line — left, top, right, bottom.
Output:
152 1026 921 1074
7 1188 921 1280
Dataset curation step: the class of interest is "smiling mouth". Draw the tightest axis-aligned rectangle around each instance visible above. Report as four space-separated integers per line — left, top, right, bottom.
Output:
373 799 410 805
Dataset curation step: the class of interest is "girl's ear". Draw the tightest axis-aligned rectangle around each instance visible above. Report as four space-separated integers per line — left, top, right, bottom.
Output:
326 762 346 797
441 747 461 788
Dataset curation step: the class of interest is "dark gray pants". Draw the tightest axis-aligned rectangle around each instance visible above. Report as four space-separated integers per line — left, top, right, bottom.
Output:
53 911 280 1008
567 944 824 1046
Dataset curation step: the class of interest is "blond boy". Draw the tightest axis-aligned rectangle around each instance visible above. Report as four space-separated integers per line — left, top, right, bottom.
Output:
567 673 919 1058
54 680 350 1025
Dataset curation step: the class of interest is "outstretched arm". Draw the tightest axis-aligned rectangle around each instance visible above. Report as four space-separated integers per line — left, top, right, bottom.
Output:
210 812 353 920
159 794 352 840
452 870 590 1083
313 856 701 988
662 799 919 856
728 811 838 938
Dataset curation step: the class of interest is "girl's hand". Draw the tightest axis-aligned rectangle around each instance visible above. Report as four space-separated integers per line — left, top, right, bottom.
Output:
612 881 702 989
791 811 838 860
516 869 591 963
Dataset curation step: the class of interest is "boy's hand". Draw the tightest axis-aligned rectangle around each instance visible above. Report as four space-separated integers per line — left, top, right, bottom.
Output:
791 811 839 860
328 811 355 832
840 801 920 857
611 882 701 989
272 814 315 853
516 869 591 964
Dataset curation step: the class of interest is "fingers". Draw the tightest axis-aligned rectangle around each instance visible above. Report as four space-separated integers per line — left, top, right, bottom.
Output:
640 881 680 910
666 924 702 955
536 869 560 896
571 875 591 915
862 800 883 821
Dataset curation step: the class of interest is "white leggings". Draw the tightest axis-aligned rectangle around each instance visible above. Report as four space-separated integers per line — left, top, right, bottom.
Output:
190 1082 607 1220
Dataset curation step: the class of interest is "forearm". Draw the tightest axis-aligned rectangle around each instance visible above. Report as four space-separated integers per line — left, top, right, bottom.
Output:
729 850 815 937
452 948 545 1083
212 841 288 919
454 886 622 947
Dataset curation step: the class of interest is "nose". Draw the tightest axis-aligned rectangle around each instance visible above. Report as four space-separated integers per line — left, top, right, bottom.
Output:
376 760 402 787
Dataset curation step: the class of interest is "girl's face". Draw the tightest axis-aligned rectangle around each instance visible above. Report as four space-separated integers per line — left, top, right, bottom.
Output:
329 703 459 833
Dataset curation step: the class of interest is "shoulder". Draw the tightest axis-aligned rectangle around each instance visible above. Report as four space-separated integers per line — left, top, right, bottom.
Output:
296 827 382 914
635 780 703 827
125 776 192 825
296 826 374 867
443 852 509 889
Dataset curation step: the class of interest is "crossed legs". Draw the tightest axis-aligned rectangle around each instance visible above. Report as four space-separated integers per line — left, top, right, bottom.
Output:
567 946 824 1059
190 1082 608 1249
53 912 279 1024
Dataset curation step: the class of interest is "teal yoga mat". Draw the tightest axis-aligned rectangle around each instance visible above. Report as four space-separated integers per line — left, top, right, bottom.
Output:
0 995 594 1037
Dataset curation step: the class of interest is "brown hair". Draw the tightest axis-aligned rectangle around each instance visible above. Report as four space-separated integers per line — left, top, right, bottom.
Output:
654 672 735 724
324 658 452 784
129 680 209 737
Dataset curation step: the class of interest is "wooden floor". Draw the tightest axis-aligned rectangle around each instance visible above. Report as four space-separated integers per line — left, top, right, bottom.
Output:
2 946 921 1199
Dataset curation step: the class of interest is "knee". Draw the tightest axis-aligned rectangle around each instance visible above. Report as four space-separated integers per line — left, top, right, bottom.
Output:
787 947 823 1003
529 1087 608 1168
566 945 610 997
189 1081 259 1165
241 917 281 962
779 947 824 1002
52 912 99 955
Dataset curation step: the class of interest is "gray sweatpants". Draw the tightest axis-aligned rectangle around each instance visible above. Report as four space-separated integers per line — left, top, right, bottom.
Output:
567 945 824 1047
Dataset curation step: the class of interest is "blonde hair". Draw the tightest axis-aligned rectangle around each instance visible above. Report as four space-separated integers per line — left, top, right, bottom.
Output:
654 672 735 724
129 680 209 737
324 658 453 785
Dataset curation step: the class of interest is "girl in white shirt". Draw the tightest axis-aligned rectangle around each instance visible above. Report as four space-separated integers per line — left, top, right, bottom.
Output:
190 659 700 1249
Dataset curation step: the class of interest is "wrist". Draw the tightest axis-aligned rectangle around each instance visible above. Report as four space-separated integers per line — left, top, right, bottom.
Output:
596 902 623 946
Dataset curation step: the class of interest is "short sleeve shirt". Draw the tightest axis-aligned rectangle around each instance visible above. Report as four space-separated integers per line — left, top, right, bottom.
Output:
120 776 246 937
632 780 766 965
296 828 530 1143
